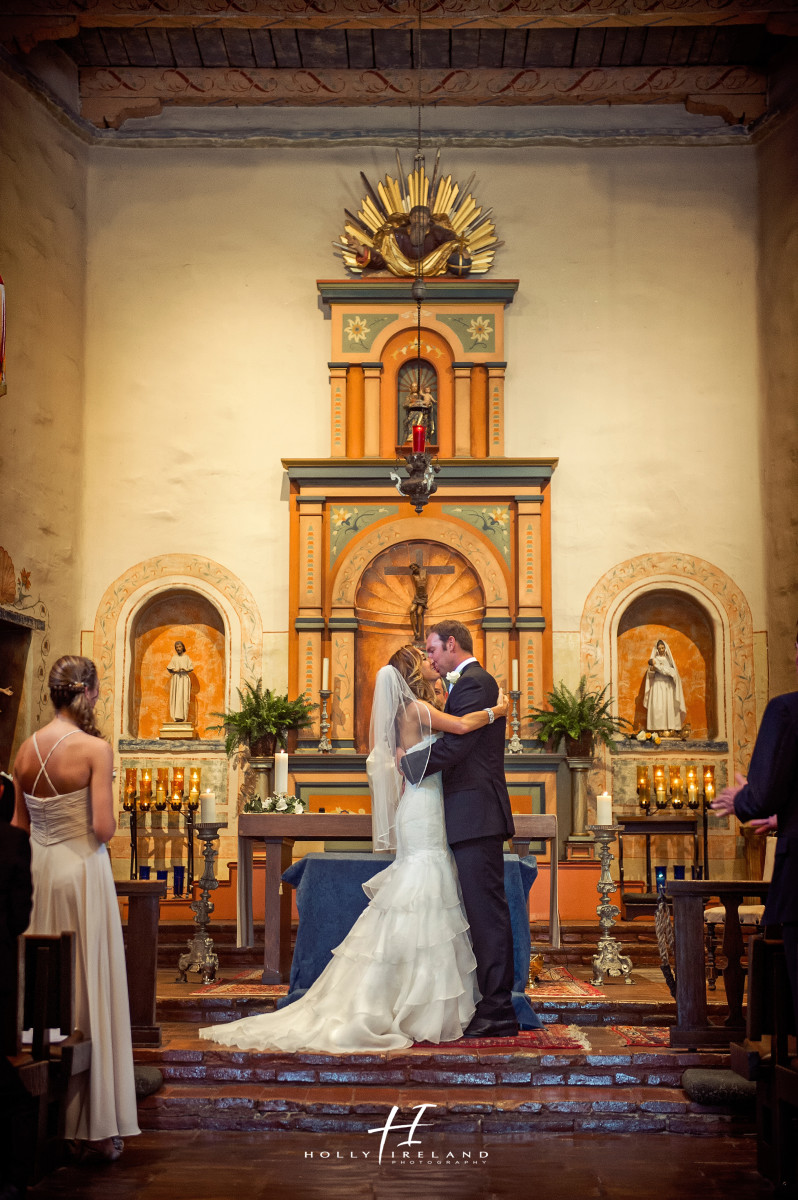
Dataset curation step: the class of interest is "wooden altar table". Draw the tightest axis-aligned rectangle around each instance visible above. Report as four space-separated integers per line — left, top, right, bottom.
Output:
237 812 560 984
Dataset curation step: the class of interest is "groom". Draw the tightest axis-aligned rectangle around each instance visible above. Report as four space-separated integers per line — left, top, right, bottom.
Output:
399 619 519 1037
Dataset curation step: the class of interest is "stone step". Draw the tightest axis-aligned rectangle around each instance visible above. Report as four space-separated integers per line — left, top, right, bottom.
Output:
156 990 679 1030
156 919 665 968
136 1079 754 1136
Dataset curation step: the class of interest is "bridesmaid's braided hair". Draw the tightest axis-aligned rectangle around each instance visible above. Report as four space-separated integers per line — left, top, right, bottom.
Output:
389 644 441 709
48 655 103 738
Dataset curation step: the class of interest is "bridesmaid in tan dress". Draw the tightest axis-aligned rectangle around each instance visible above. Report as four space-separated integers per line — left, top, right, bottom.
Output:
12 656 139 1163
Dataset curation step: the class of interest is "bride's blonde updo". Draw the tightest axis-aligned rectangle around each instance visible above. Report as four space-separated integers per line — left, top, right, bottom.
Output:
388 644 440 708
48 655 103 738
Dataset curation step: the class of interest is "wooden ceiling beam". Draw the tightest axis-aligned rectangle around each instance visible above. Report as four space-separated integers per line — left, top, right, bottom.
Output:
78 63 766 129
1 0 796 38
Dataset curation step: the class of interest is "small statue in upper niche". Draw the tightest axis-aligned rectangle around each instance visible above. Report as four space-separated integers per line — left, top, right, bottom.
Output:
402 383 436 444
167 640 194 724
643 639 687 734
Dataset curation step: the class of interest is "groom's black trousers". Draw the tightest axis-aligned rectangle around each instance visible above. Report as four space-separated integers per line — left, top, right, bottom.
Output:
450 833 516 1023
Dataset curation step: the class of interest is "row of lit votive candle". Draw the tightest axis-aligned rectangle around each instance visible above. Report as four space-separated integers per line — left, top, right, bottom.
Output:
637 764 715 810
123 766 217 821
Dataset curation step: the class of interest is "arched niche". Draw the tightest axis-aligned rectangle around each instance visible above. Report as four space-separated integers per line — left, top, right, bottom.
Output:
353 540 484 750
378 325 455 457
128 589 226 739
616 589 716 737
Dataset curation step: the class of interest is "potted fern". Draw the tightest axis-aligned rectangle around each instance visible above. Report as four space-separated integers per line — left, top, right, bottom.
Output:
528 676 630 757
210 680 314 758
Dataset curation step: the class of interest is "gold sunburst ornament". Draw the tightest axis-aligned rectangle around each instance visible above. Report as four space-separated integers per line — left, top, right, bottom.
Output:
334 150 502 280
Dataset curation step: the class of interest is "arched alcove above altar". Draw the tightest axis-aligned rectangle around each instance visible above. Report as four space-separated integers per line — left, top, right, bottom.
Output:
353 540 484 750
128 589 226 739
616 589 716 738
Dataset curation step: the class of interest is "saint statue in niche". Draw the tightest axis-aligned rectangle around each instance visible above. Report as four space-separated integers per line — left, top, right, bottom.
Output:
643 639 687 734
167 640 194 724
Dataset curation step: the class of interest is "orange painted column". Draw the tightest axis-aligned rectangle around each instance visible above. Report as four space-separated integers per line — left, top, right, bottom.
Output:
470 364 488 458
486 363 506 456
346 365 365 459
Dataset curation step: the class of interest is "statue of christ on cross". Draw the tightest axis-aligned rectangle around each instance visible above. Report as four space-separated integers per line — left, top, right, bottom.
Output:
384 548 455 644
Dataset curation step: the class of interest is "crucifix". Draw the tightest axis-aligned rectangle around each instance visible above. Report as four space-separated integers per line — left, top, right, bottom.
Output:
384 548 455 643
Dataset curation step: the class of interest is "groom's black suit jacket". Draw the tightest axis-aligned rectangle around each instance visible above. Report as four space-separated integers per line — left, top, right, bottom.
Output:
733 690 798 925
401 661 514 845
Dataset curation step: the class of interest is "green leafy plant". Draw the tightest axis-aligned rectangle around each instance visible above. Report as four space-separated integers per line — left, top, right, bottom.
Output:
528 676 630 754
209 679 315 757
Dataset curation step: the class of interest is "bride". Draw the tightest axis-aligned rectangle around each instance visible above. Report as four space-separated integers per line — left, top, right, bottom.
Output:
199 644 508 1053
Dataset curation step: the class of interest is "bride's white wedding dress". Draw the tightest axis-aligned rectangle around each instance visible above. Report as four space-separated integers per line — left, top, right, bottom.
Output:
199 734 478 1052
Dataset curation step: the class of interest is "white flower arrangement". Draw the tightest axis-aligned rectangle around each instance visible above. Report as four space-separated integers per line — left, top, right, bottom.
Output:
242 793 306 814
634 729 662 745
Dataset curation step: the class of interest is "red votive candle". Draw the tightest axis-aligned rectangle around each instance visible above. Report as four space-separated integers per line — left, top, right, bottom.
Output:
412 424 425 453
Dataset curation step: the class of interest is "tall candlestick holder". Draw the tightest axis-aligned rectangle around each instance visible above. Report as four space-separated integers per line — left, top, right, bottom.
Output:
122 778 138 879
588 823 634 986
506 689 523 754
185 791 198 886
318 688 332 753
176 821 228 985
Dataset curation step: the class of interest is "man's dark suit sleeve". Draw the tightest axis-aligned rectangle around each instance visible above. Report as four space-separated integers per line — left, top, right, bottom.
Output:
734 696 798 823
399 674 491 785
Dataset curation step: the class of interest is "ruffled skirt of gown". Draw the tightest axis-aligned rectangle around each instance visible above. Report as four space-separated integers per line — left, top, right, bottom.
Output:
199 768 478 1052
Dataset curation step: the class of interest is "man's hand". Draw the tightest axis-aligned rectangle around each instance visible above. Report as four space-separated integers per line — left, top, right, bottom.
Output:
747 815 778 834
712 772 747 817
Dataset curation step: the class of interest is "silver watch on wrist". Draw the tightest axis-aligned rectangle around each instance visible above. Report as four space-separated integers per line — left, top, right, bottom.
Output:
486 707 495 724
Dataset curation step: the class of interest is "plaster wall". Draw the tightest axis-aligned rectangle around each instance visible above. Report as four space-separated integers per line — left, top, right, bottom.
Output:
757 102 798 697
82 143 762 691
0 71 87 753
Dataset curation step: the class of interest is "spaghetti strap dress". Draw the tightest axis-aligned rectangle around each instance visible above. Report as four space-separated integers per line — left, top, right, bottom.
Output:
24 730 139 1142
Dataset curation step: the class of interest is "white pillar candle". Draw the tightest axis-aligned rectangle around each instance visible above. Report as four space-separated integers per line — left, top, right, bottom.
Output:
274 750 289 795
321 657 329 691
511 659 519 692
200 789 216 824
596 792 613 826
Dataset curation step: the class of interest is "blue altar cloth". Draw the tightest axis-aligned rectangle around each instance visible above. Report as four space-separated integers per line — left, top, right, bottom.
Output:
278 851 542 1030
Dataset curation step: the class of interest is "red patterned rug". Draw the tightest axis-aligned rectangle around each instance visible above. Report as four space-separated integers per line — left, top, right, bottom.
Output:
609 1025 672 1047
193 966 604 1000
417 1024 591 1051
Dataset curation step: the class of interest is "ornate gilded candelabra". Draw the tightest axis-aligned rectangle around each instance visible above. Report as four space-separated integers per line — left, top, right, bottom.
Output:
506 689 523 754
318 687 332 753
176 821 228 985
588 823 634 986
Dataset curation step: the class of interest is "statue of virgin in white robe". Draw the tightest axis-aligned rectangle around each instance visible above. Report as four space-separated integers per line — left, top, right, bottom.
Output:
167 640 194 723
644 639 686 731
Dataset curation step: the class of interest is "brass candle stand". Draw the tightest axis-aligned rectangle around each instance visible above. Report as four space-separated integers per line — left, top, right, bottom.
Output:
176 821 228 985
588 823 634 986
506 689 523 755
318 687 332 753
122 783 138 879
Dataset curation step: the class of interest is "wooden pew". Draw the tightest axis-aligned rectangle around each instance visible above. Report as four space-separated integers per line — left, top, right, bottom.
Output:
13 933 92 1181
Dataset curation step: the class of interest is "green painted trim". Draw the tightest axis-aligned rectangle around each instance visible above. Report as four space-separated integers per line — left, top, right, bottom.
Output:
296 495 327 505
294 618 326 631
515 617 547 630
482 618 513 630
362 362 384 369
451 361 475 368
328 618 359 630
283 458 557 488
514 494 544 504
318 280 519 306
